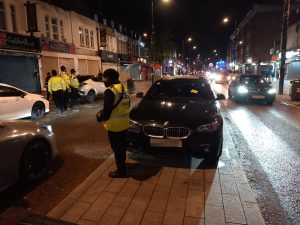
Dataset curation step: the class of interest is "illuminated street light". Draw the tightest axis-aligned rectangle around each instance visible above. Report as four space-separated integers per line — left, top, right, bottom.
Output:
213 49 217 53
193 46 197 50
223 17 229 24
143 33 148 37
188 37 192 42
239 41 243 45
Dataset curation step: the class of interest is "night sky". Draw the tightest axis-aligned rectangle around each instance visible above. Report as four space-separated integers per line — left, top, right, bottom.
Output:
86 0 282 60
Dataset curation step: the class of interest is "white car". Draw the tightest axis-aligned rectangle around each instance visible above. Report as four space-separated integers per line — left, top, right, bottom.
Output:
78 76 106 102
0 120 57 191
0 83 49 120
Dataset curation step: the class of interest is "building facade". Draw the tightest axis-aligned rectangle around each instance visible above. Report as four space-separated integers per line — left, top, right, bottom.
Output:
227 5 282 75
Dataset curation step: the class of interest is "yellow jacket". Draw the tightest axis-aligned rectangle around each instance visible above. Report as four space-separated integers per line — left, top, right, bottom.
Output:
61 71 70 89
103 84 130 132
48 76 66 94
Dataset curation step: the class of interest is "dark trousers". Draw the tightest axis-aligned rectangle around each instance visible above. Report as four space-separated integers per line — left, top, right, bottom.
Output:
52 90 64 113
63 90 69 110
71 87 79 107
108 130 128 174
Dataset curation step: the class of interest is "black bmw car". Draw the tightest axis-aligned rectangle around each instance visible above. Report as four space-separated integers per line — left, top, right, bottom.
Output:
128 76 225 159
228 74 276 105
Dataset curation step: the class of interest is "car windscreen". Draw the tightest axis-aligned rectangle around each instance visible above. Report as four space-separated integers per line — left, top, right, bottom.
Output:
146 79 215 100
239 76 268 86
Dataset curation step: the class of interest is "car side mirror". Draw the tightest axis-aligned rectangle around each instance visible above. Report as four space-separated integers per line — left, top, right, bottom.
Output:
136 92 144 98
290 80 293 85
216 94 225 100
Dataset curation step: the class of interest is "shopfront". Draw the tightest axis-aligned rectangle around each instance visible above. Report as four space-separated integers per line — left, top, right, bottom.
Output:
101 50 119 74
0 31 41 92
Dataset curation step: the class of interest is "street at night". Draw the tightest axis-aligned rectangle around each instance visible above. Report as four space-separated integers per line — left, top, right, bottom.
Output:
1 0 300 224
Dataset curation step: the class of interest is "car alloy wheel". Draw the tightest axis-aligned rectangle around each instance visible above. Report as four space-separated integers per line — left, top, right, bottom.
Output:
20 140 50 182
87 90 96 102
31 102 45 119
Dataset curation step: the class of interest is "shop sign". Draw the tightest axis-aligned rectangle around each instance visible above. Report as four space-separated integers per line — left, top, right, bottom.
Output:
0 31 40 51
101 50 118 62
41 38 76 54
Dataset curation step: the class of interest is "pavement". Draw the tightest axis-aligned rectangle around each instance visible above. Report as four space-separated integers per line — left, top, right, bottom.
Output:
29 79 269 225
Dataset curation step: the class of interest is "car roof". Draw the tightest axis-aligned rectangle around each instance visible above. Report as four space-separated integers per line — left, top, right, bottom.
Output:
160 75 208 82
0 83 28 93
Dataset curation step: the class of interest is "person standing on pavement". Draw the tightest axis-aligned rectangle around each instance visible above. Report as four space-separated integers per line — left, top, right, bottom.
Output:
45 72 52 100
70 69 79 107
97 69 130 178
48 70 66 114
60 66 71 110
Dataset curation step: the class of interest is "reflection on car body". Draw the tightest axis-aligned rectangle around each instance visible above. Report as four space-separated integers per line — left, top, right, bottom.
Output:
0 120 57 191
228 74 276 105
128 76 225 158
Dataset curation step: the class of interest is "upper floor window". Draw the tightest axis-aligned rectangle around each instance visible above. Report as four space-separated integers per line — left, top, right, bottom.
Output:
0 1 6 31
45 15 50 38
60 20 64 41
10 5 16 32
51 18 59 41
79 27 84 46
90 30 94 48
85 28 89 47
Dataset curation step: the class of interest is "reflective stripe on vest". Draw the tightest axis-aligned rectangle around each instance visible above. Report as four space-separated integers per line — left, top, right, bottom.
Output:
103 84 130 132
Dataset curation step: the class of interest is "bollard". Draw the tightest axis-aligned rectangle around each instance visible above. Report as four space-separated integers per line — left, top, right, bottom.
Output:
127 78 135 94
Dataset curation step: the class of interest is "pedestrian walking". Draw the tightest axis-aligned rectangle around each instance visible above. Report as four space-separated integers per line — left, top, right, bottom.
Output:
70 68 79 107
96 69 130 178
45 72 52 100
48 70 66 114
60 65 71 110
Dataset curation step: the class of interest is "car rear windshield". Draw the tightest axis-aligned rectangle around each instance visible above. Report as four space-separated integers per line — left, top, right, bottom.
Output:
146 79 215 100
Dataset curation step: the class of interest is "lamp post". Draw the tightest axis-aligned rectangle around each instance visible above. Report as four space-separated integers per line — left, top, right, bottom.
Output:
279 0 291 94
151 0 171 83
223 17 237 69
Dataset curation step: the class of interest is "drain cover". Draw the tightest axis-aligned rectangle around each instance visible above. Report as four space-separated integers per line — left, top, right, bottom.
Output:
19 214 78 225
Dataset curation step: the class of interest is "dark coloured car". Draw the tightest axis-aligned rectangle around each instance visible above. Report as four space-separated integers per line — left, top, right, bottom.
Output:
128 76 225 159
228 74 276 105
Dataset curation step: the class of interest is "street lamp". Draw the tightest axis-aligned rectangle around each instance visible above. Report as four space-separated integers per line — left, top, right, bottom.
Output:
193 46 197 50
222 17 237 68
187 37 192 42
143 33 148 38
151 0 171 83
223 17 229 24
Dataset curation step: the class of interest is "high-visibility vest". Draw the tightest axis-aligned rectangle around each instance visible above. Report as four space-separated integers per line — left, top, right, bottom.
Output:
48 76 66 93
70 74 79 88
103 84 130 132
61 71 70 88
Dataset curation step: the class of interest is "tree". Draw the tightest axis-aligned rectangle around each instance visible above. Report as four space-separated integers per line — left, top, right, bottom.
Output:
154 30 177 64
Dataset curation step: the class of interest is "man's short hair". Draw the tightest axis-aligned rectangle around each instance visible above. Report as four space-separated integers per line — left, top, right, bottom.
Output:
103 68 119 80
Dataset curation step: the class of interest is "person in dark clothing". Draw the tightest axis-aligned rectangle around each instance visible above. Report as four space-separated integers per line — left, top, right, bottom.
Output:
45 72 52 100
97 69 130 178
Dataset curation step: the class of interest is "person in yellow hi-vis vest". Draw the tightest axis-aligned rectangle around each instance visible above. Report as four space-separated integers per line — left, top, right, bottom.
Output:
97 69 130 178
48 70 66 114
70 68 79 107
60 65 71 110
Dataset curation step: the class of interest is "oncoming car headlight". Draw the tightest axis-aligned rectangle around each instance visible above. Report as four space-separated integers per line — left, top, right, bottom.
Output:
197 119 221 133
238 86 249 94
268 88 276 95
129 119 142 133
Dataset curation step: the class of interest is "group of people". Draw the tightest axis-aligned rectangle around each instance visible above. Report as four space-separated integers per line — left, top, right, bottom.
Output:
45 66 79 114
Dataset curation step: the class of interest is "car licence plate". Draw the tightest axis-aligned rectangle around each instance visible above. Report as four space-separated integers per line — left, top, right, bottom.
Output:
252 95 265 99
297 88 300 93
150 138 182 148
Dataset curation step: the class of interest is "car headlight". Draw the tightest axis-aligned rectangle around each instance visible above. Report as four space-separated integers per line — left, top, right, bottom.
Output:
41 125 53 133
197 119 221 133
129 119 142 133
238 86 249 94
268 88 276 95
227 76 231 80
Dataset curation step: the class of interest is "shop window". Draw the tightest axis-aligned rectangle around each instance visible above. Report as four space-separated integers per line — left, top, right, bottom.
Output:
90 30 94 48
0 1 6 31
79 26 84 46
60 20 64 41
85 28 89 47
51 17 59 41
10 5 16 32
45 15 50 38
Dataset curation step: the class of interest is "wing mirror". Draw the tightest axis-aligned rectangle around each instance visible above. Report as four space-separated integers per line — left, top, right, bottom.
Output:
136 92 144 98
216 94 226 100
